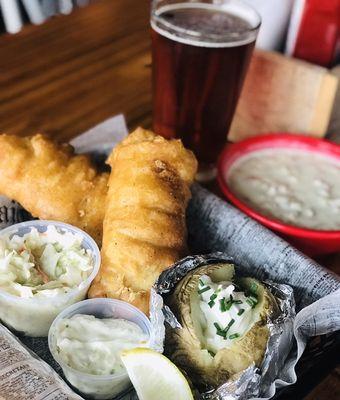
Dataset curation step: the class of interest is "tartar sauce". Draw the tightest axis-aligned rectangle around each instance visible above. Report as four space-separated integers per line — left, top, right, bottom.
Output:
55 314 148 376
227 149 340 230
198 275 258 354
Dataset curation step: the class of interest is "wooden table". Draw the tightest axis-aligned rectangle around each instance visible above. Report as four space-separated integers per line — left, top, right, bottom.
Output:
0 0 152 139
0 1 339 399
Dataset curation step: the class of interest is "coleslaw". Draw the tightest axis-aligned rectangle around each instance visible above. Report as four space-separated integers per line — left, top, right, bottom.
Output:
0 225 93 298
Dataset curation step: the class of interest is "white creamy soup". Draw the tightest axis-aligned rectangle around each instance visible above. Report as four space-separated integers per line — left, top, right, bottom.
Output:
227 149 340 230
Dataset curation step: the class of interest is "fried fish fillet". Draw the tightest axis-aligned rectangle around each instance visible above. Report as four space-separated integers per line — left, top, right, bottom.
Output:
0 134 108 243
88 128 197 313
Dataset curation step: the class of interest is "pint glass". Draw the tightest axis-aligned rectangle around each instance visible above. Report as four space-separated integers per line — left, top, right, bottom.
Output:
151 0 261 180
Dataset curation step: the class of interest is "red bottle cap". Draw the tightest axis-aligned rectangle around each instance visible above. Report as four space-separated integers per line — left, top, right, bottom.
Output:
286 0 340 67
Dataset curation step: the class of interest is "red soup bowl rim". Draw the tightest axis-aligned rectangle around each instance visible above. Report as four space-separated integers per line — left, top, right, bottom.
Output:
217 133 340 240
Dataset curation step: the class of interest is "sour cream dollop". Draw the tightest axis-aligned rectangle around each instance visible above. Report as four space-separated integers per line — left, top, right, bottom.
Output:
198 275 258 354
55 314 148 375
0 225 93 298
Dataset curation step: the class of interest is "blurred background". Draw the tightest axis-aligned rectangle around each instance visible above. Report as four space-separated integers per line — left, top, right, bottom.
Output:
0 0 91 33
1 0 338 66
1 0 339 151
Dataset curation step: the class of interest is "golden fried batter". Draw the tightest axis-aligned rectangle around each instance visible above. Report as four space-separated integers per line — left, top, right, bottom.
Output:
88 128 197 314
0 134 108 243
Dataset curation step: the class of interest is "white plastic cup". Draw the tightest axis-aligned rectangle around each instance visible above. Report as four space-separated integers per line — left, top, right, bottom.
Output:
0 220 100 337
48 298 152 400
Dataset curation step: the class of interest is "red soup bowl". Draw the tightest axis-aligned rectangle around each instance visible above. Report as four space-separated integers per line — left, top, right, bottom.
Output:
217 134 340 256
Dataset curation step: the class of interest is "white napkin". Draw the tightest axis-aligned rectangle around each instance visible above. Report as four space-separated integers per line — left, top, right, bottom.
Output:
70 114 128 154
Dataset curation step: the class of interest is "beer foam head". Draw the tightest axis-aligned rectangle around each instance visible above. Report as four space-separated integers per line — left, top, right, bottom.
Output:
151 1 261 48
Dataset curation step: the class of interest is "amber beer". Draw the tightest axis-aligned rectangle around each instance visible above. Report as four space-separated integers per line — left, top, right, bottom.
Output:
151 1 260 179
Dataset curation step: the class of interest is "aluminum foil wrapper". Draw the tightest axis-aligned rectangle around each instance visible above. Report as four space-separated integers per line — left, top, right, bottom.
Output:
150 252 296 400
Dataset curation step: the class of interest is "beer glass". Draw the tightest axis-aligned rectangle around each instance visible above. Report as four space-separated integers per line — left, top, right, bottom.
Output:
151 0 261 181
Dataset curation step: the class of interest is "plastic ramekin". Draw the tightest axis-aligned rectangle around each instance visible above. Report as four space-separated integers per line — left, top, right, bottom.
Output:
48 298 152 400
0 220 100 337
218 134 340 256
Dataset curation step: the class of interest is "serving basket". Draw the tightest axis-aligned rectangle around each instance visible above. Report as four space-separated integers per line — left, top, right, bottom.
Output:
13 182 338 400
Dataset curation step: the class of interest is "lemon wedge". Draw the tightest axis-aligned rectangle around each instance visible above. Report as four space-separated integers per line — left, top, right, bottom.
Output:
121 348 194 400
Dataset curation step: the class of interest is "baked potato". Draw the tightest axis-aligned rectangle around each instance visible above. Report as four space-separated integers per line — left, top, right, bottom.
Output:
165 262 279 389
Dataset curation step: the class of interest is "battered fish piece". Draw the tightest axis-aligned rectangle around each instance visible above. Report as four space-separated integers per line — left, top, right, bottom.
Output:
89 128 197 313
0 134 108 243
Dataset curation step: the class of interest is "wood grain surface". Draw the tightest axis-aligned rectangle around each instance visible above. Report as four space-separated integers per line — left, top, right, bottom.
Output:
0 0 152 140
0 1 338 399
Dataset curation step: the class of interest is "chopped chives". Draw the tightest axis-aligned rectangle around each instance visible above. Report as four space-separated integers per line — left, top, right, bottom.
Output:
210 293 217 301
198 286 210 294
246 299 254 307
208 300 215 308
216 330 226 338
214 322 221 331
229 333 240 340
220 296 244 311
247 295 258 308
246 298 258 308
238 308 245 316
214 322 226 338
223 319 235 337
250 282 258 294
220 298 226 312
